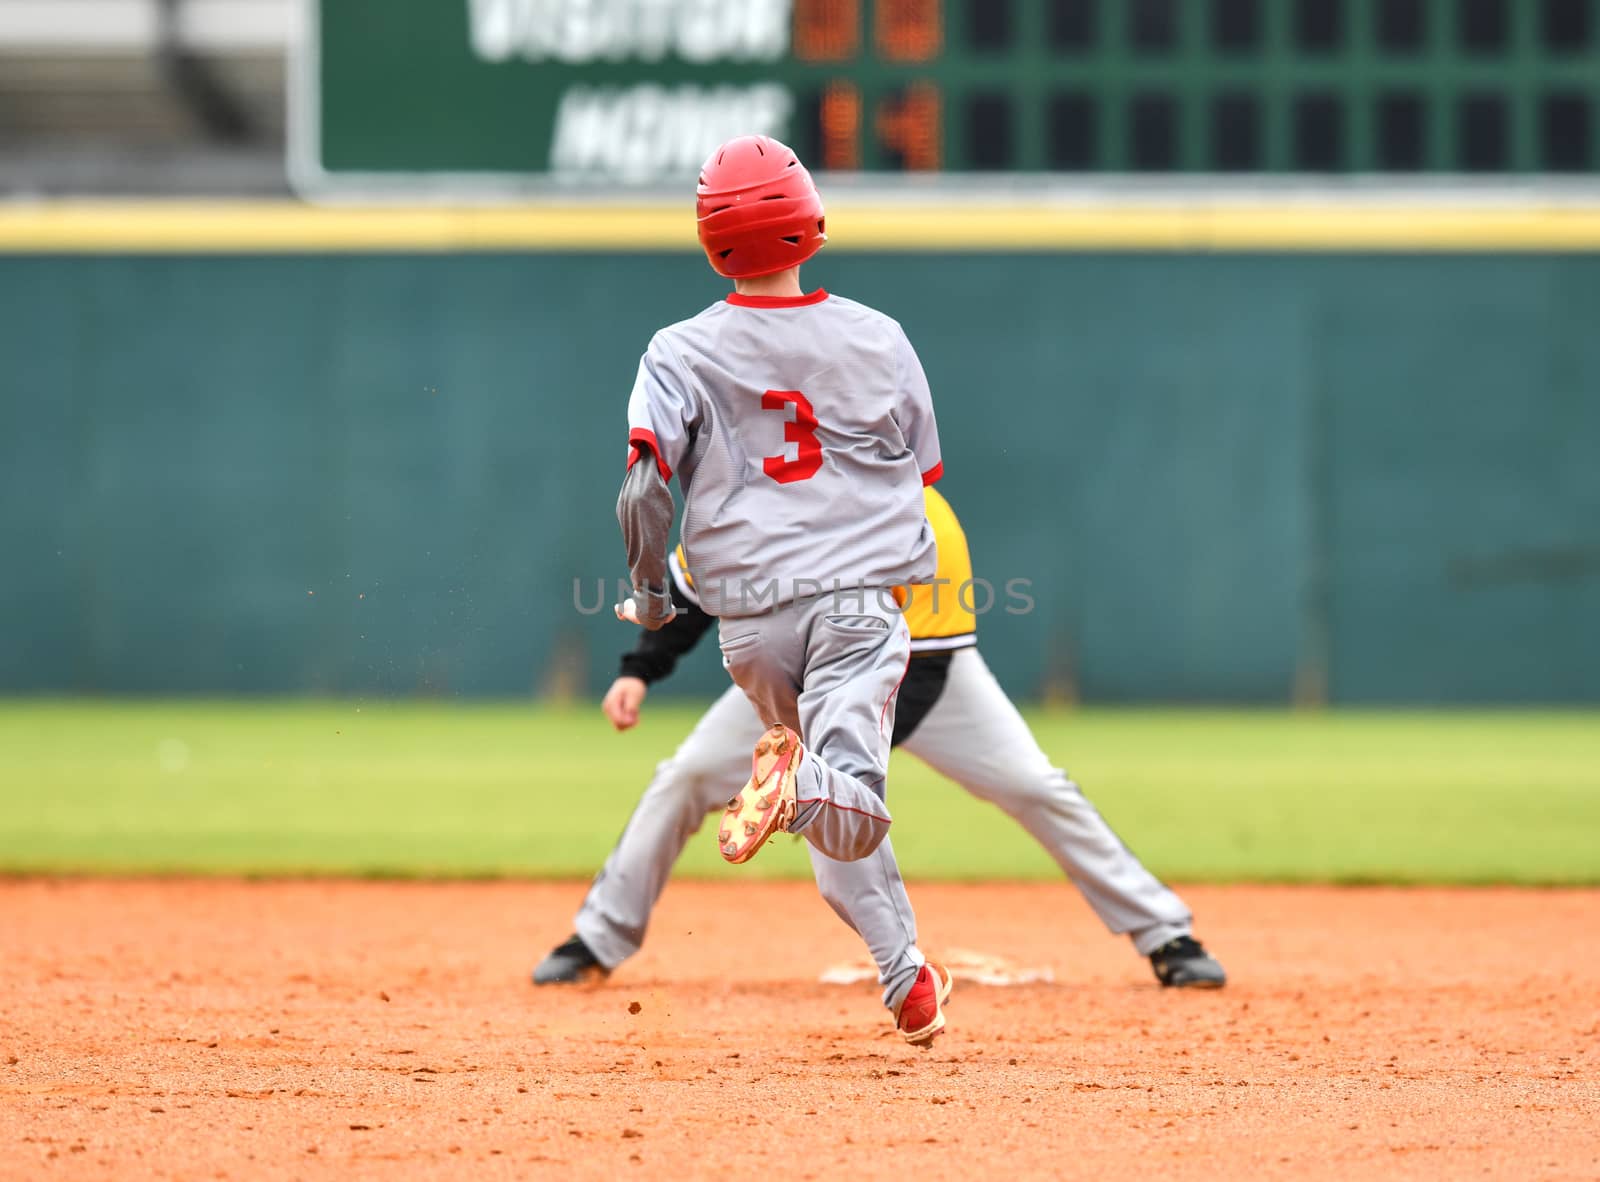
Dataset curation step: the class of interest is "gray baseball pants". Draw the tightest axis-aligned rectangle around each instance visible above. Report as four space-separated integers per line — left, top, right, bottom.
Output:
715 594 910 864
572 646 1193 1012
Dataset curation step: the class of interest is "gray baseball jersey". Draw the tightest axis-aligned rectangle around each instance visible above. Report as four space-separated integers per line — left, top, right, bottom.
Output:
625 290 943 618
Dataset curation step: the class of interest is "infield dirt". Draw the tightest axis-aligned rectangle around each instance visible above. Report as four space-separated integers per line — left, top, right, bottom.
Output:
2 881 1596 1180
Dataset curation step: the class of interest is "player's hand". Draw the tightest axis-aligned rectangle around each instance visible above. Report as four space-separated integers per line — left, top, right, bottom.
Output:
602 676 649 731
615 595 677 630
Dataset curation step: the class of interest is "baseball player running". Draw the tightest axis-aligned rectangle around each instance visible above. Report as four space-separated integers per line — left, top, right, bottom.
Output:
539 487 1227 1004
610 135 952 1044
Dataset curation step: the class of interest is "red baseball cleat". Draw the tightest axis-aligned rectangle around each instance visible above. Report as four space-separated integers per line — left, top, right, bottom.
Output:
895 961 954 1047
718 725 802 864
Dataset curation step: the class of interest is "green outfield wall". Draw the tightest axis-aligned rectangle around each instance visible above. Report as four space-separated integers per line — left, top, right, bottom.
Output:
2 247 1597 703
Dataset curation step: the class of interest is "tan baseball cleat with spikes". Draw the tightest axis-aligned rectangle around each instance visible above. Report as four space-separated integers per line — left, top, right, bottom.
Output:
718 724 803 864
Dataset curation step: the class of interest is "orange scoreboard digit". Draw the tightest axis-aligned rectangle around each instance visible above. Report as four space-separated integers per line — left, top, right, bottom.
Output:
792 0 945 172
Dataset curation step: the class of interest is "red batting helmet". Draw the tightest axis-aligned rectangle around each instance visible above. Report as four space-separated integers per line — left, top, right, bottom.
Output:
696 135 827 279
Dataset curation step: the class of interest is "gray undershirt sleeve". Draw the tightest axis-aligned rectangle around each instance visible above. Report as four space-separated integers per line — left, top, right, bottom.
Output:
616 453 677 630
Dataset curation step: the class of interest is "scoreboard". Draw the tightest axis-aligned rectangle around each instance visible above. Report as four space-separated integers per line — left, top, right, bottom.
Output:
293 0 1600 192
298 0 970 189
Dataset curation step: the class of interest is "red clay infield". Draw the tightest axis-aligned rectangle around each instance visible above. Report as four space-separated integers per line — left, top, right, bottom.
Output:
2 881 1596 1180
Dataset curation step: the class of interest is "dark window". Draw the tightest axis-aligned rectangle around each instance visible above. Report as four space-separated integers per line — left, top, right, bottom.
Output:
1295 0 1343 51
1377 92 1427 170
793 90 824 169
1542 0 1592 51
1130 0 1178 52
1211 92 1261 170
1048 0 1096 49
1458 0 1508 53
1294 92 1345 170
969 0 1015 49
1047 91 1097 168
1211 0 1260 51
967 92 1015 169
1540 93 1591 171
1458 93 1509 170
1130 92 1178 169
1377 0 1427 52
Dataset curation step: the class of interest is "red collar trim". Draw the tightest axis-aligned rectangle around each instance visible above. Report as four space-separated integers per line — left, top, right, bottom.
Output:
725 289 829 309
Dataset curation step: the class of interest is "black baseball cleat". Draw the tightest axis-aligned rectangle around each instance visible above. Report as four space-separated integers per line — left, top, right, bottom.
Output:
1149 936 1227 988
532 934 609 985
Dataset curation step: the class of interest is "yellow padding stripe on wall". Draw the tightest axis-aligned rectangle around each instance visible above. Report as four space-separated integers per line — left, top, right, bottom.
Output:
5 201 1600 252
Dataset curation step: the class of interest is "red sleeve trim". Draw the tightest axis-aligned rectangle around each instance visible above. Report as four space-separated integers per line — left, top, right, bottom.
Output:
627 427 672 482
921 462 944 487
725 289 829 309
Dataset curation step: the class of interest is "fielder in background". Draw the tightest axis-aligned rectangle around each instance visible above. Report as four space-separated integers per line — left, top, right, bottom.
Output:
610 134 953 1044
540 486 1228 995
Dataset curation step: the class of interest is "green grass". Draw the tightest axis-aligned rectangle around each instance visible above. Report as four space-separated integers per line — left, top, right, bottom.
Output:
1 700 1597 884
